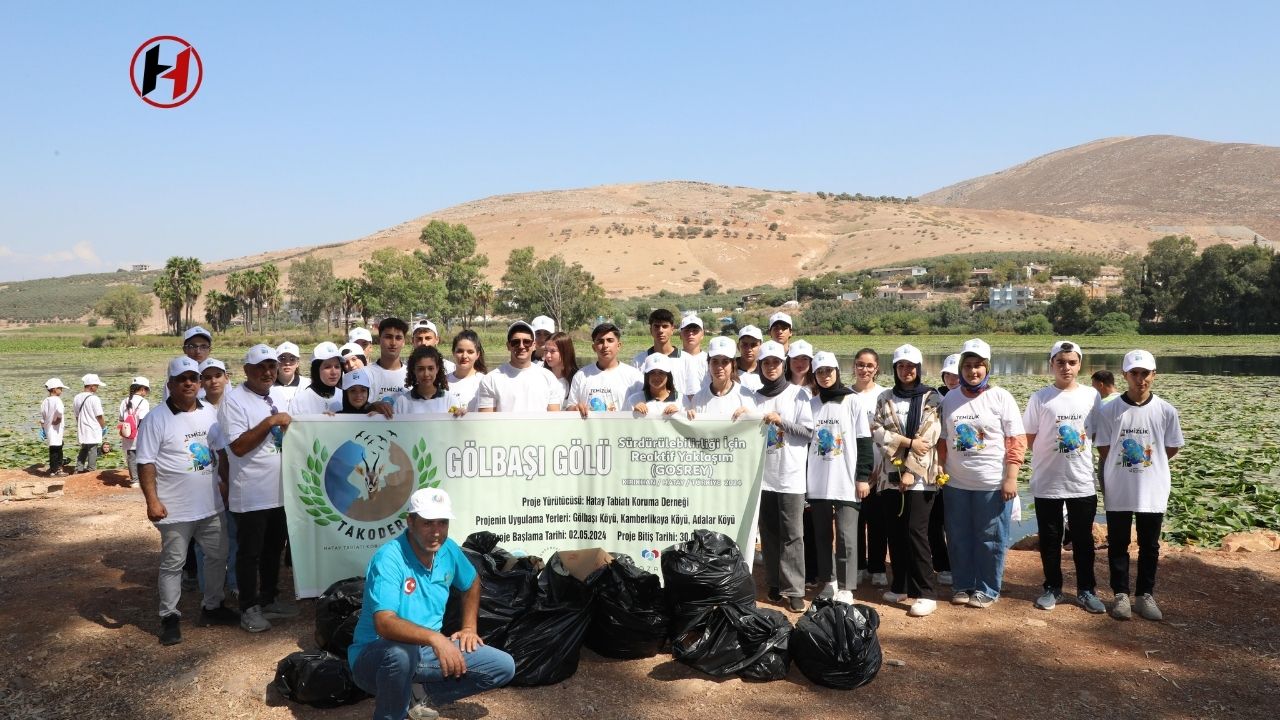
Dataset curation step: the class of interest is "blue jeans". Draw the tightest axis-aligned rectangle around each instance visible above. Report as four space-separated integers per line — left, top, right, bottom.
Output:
942 485 1011 598
351 638 515 720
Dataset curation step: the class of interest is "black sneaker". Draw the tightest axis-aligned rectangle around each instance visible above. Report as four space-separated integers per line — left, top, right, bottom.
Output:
767 586 783 602
788 596 807 612
198 605 241 627
159 614 182 646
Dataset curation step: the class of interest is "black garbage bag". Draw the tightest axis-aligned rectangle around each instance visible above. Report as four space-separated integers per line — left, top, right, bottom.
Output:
441 531 543 645
273 650 369 708
314 576 365 656
789 600 882 689
660 529 756 613
503 550 609 686
585 553 670 659
670 603 792 681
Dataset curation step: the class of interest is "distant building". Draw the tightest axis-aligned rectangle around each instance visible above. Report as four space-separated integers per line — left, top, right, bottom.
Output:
898 289 932 301
1023 262 1048 279
740 292 763 306
839 292 861 302
969 268 994 286
1097 265 1123 285
1050 275 1082 287
871 266 927 279
131 263 152 272
876 285 900 300
989 283 1035 311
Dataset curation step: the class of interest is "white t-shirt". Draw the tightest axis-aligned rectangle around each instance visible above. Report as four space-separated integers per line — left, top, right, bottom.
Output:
940 387 1025 491
273 375 308 406
393 391 452 415
757 384 813 494
689 383 758 418
118 396 151 452
72 391 105 445
441 357 457 375
737 367 764 392
807 393 870 501
365 361 407 404
681 350 708 397
288 386 342 416
40 396 65 446
475 363 565 412
1095 394 1185 513
853 384 887 486
632 348 690 400
218 384 288 513
446 371 484 413
135 401 223 524
1023 384 1100 499
567 362 644 413
622 390 684 417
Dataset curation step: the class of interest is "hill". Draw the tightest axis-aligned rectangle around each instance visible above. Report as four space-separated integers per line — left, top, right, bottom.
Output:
920 135 1280 243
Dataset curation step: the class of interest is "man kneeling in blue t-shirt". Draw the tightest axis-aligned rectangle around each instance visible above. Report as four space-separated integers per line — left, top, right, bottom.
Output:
349 488 514 720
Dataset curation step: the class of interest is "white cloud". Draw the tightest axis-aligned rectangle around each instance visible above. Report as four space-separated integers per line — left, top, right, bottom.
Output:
0 242 108 281
39 241 102 265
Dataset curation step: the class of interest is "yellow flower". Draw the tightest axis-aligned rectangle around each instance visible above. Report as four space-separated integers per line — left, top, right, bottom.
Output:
892 457 904 467
937 472 950 486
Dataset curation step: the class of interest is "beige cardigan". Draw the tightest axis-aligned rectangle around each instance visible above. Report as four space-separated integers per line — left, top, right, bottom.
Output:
869 387 943 492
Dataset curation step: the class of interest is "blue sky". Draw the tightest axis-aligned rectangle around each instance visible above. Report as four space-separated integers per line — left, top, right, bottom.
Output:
2 1 1277 280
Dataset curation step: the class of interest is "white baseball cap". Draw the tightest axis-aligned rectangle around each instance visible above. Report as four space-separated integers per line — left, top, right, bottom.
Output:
892 344 923 366
131 376 151 388
768 312 793 329
408 487 456 520
182 326 212 343
313 341 342 362
342 368 372 390
44 378 69 390
198 358 227 374
738 325 763 342
758 340 786 362
787 339 814 359
679 314 704 330
167 357 199 378
244 344 279 365
413 320 439 334
507 320 535 338
339 341 367 358
813 351 840 371
1049 339 1082 361
348 327 373 344
941 353 961 376
1122 350 1156 372
81 373 105 386
642 353 674 375
707 336 736 359
531 315 556 334
960 338 992 360
275 341 301 359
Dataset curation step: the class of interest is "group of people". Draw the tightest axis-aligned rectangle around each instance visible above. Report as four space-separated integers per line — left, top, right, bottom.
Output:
35 313 1185 720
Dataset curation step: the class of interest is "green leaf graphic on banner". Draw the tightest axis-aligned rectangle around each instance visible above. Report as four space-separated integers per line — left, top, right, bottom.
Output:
411 444 439 489
300 444 344 527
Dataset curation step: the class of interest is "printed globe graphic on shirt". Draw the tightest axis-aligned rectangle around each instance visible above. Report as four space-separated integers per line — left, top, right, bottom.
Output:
1056 424 1085 454
766 424 785 451
298 433 439 527
189 442 213 471
1119 438 1153 468
816 427 842 456
953 423 985 451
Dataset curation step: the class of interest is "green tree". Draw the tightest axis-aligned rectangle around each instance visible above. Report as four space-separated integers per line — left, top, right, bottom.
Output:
1046 286 1092 334
992 259 1022 284
1014 314 1053 335
930 299 969 331
224 271 253 335
152 257 202 333
935 257 972 288
1123 235 1197 323
203 289 238 333
360 248 445 321
1086 312 1139 335
287 256 337 331
501 247 606 330
419 220 489 327
94 286 152 338
701 277 721 295
1050 254 1102 282
334 278 367 332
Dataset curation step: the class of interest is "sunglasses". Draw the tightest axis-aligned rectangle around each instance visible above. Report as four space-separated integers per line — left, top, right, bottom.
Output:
183 343 211 351
508 338 535 348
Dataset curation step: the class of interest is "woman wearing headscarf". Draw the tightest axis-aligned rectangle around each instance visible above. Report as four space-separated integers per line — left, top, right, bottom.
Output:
937 339 1026 609
872 344 944 617
288 342 343 415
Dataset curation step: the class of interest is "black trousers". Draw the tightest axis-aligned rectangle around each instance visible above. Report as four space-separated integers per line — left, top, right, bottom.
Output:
48 444 63 472
233 507 289 611
1106 511 1162 596
857 489 889 574
1033 495 1098 593
929 489 950 572
881 489 936 598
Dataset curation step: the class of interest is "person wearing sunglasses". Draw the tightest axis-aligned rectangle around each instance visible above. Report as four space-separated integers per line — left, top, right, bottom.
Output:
475 321 564 412
218 344 297 634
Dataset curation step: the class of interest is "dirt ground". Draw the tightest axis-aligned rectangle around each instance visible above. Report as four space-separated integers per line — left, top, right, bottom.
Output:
2 468 1277 720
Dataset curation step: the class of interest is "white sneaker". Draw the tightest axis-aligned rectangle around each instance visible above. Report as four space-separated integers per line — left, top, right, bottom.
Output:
857 569 871 585
240 605 271 633
409 686 440 720
937 571 953 586
871 572 889 587
909 598 937 617
882 590 909 603
817 582 838 600
834 590 854 605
